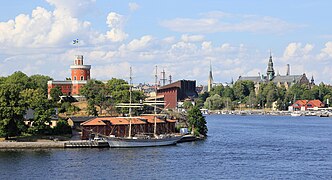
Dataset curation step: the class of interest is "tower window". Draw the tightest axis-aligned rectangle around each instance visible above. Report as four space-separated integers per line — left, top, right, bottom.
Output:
74 76 77 80
81 76 84 80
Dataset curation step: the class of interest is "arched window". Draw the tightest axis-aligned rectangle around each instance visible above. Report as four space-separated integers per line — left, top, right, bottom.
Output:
74 76 77 80
80 76 84 80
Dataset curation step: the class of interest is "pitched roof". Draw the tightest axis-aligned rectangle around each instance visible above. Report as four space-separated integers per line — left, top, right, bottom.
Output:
81 116 168 126
140 115 166 123
272 75 303 83
68 116 96 122
293 100 307 107
307 100 324 107
238 76 263 83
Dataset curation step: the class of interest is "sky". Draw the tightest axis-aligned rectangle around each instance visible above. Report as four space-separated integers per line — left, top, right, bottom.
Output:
1 0 332 85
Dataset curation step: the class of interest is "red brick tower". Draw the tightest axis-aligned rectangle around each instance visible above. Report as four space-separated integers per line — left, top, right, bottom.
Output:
70 55 91 81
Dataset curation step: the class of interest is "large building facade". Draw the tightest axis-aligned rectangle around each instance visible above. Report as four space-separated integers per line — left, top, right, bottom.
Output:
47 55 91 97
157 80 198 109
238 54 312 93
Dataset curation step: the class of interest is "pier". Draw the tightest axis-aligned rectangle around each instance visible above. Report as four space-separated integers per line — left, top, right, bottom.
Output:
64 140 110 148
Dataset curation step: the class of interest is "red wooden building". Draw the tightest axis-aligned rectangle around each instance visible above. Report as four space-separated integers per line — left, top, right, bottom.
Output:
80 116 177 140
292 100 325 111
157 80 198 109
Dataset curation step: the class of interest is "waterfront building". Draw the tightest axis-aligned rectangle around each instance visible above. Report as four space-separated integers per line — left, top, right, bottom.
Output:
238 54 312 93
157 80 198 109
80 116 176 139
47 55 91 98
292 100 325 111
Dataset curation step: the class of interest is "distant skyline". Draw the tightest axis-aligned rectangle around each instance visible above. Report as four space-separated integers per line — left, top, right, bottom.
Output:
1 0 332 85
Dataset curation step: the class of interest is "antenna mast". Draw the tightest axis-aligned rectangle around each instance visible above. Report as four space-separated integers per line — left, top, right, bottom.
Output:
161 69 166 86
128 66 132 138
154 65 158 136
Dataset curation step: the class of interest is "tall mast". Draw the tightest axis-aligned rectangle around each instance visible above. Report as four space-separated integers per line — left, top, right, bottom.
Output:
154 65 158 137
128 66 132 138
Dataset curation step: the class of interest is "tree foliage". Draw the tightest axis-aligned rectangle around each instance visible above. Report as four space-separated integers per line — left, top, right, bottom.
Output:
80 78 145 116
187 105 207 136
0 72 54 138
50 86 63 103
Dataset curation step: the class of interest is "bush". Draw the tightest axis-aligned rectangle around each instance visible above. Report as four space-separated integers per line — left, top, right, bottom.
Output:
53 119 72 135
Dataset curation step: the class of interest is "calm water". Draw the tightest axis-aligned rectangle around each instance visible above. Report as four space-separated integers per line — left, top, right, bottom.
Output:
1 115 332 180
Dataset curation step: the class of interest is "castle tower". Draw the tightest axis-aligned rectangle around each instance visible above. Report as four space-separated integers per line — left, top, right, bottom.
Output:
266 52 275 81
70 55 91 81
208 61 213 92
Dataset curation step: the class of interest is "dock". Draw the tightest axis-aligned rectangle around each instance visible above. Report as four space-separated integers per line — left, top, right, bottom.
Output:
64 140 110 148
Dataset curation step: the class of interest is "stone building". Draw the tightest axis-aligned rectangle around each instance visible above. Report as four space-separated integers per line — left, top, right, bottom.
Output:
238 54 313 93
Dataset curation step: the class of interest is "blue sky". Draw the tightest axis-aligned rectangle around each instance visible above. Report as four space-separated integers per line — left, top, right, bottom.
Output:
0 0 332 85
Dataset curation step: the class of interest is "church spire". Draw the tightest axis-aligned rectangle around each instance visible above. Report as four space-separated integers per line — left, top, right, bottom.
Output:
266 52 275 81
208 60 213 92
311 75 315 85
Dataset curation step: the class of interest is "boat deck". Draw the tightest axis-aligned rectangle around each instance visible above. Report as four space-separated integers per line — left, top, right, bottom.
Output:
64 140 110 148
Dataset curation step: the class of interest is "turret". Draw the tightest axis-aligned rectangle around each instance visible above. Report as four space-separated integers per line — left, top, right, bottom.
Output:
266 53 275 81
70 55 91 81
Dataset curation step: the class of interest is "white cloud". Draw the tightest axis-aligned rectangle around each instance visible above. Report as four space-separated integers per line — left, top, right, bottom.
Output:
46 0 96 17
180 34 205 42
105 12 128 42
160 11 302 34
126 35 154 51
282 42 314 60
319 41 332 59
129 2 140 11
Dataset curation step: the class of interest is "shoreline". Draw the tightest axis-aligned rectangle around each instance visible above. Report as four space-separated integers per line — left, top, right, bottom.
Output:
0 141 66 149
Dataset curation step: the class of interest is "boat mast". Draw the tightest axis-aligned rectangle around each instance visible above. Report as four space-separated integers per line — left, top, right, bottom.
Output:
154 65 158 137
129 66 132 138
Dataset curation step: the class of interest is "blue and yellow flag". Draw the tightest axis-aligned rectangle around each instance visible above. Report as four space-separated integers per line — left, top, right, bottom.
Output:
73 39 79 44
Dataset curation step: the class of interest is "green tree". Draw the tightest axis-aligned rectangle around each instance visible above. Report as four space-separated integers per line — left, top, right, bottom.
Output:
29 74 53 95
204 94 223 110
223 86 235 101
0 84 26 138
187 105 208 136
20 88 55 134
80 80 109 115
53 119 72 135
183 101 194 110
210 85 224 96
233 80 254 101
50 86 63 102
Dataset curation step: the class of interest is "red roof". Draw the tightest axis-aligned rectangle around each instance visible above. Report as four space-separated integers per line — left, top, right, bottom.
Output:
81 116 173 126
292 99 324 108
307 100 324 107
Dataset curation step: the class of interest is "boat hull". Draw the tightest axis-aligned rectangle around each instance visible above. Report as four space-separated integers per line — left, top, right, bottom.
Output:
106 136 182 148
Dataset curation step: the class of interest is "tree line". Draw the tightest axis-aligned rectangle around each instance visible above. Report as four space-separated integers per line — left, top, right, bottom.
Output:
196 80 332 110
0 71 70 139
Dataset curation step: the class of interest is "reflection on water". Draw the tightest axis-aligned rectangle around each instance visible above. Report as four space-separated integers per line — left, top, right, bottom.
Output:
1 115 332 179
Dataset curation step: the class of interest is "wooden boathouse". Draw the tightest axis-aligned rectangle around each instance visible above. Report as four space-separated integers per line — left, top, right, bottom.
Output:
80 116 177 140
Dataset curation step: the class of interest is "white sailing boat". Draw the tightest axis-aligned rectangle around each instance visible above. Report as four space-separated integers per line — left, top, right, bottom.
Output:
106 66 182 148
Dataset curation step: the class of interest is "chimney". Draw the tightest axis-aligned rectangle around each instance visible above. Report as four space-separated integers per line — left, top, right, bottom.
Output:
286 64 290 76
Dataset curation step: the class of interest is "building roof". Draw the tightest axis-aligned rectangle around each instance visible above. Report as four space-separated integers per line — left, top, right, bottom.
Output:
292 99 324 108
81 116 171 126
307 100 324 107
238 76 263 83
140 115 166 123
293 100 307 107
68 116 95 123
272 75 303 83
238 74 306 84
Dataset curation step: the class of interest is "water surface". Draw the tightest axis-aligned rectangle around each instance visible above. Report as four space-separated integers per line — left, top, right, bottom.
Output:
1 115 331 179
